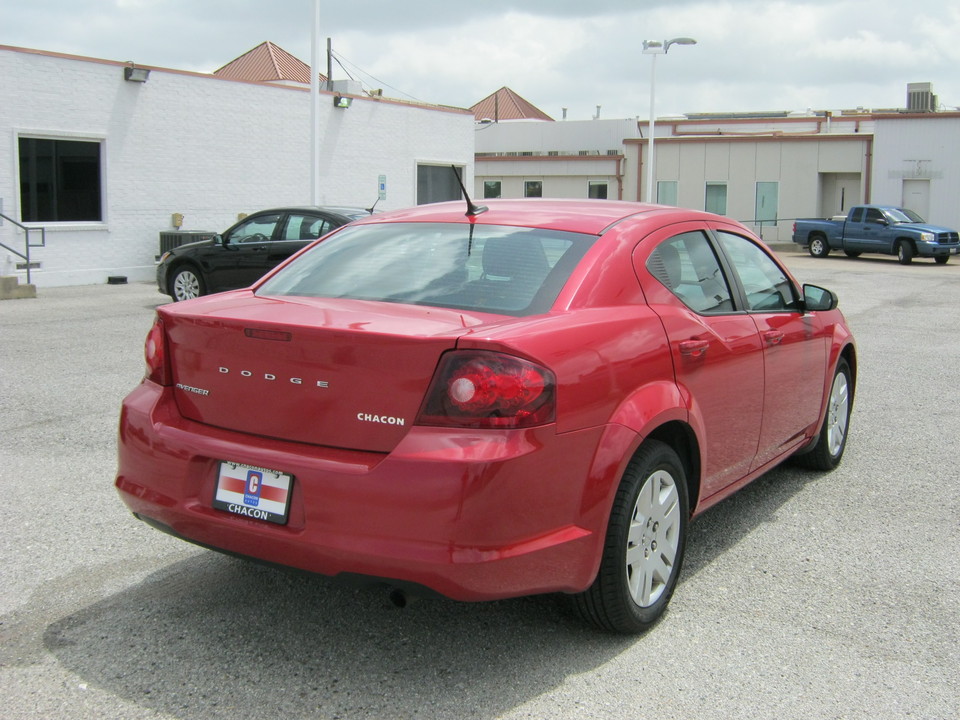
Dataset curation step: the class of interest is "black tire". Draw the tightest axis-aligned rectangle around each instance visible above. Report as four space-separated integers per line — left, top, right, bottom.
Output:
808 235 830 258
934 255 949 265
170 265 205 301
571 440 688 633
794 358 853 471
844 250 862 258
896 241 914 265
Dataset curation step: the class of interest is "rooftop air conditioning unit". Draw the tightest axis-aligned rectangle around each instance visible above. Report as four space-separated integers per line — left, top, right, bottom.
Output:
907 82 937 112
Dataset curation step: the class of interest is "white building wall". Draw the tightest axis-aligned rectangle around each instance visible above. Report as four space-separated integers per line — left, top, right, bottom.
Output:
872 115 960 228
0 46 474 287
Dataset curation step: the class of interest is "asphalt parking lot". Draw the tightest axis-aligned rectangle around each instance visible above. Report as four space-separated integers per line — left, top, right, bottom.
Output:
1 249 958 720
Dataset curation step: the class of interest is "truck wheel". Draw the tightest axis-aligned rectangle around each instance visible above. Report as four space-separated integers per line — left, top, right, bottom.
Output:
844 250 861 258
934 255 949 265
808 236 829 258
896 241 914 265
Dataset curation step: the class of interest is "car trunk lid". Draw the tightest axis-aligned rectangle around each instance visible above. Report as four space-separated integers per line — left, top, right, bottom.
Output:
162 293 489 452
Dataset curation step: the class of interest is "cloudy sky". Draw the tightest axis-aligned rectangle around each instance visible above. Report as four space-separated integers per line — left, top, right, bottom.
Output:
4 0 958 120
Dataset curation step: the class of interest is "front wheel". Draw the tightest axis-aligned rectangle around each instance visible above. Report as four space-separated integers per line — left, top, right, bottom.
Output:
896 241 914 265
170 266 205 301
571 440 688 633
794 358 853 471
934 255 949 265
808 235 830 258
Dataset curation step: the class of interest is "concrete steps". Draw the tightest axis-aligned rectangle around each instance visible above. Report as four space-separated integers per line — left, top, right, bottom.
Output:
0 275 37 299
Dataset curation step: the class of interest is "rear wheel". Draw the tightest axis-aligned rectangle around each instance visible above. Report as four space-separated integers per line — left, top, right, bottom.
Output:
571 440 688 633
896 241 914 265
170 266 205 301
794 358 852 471
808 235 829 258
934 255 949 265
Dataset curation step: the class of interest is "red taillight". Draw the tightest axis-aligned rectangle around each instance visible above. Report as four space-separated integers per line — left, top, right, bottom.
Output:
417 351 556 429
144 316 171 386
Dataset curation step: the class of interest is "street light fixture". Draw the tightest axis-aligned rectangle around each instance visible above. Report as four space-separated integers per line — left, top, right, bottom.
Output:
643 37 696 203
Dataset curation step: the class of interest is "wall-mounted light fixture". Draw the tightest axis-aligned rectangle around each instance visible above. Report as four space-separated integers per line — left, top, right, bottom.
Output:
333 95 352 109
124 63 150 83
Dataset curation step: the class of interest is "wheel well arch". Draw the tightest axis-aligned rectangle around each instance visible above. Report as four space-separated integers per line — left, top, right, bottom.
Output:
895 236 916 249
840 343 858 400
643 420 701 515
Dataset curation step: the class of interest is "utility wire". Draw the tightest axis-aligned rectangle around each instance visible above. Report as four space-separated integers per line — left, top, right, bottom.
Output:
330 49 426 103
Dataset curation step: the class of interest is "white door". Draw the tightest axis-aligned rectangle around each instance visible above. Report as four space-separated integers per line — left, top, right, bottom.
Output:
901 179 930 220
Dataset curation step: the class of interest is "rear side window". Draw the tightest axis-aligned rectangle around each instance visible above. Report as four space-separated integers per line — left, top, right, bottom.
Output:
647 231 734 314
257 222 595 316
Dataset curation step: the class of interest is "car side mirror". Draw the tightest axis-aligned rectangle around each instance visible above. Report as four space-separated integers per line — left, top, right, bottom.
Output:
803 284 838 312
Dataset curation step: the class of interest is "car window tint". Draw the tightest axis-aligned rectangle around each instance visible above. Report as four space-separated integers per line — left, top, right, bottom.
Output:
716 231 800 312
647 231 734 314
226 214 281 244
284 215 332 241
257 223 596 316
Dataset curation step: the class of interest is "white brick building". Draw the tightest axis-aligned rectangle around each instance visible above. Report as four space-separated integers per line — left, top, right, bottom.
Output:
0 45 475 288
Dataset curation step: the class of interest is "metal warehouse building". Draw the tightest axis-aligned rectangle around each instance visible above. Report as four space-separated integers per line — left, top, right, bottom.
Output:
474 86 960 245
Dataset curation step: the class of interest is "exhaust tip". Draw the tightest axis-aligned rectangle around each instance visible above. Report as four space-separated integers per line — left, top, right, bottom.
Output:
388 587 409 609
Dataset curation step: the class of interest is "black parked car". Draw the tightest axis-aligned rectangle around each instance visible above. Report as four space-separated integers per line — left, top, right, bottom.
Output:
157 207 372 301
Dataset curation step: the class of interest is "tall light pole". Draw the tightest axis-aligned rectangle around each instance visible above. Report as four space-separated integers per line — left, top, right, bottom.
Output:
643 37 696 204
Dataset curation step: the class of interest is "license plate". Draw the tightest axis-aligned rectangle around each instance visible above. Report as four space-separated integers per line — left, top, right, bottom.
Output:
213 461 293 525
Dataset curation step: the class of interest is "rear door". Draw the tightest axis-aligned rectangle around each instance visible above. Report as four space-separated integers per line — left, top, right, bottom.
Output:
639 225 764 499
257 212 341 276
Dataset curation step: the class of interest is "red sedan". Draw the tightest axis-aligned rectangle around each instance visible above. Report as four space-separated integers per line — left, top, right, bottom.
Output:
116 198 856 633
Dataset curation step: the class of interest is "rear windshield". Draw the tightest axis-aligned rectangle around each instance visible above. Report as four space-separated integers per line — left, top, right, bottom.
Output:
257 222 596 316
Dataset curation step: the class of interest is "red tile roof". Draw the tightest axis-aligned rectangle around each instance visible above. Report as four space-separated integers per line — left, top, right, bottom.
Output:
470 87 553 122
214 41 326 84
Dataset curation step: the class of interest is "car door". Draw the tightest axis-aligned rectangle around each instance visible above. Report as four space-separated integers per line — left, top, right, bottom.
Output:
713 229 828 470
215 212 283 290
639 226 764 500
272 212 339 265
850 207 888 254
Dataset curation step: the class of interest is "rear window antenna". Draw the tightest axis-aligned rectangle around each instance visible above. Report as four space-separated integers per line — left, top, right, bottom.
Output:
451 165 488 217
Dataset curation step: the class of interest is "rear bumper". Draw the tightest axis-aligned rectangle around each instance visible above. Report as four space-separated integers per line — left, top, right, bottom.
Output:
116 381 607 601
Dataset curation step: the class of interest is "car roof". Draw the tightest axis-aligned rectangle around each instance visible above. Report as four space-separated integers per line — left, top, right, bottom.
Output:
350 199 715 235
247 206 371 217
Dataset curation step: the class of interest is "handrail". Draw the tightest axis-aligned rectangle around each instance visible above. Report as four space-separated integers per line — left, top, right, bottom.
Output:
0 212 45 285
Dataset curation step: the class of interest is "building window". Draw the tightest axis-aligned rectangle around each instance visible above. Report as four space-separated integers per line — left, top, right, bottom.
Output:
657 181 678 206
484 181 502 199
588 181 608 199
417 164 463 205
705 182 728 215
18 137 102 222
524 181 543 198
